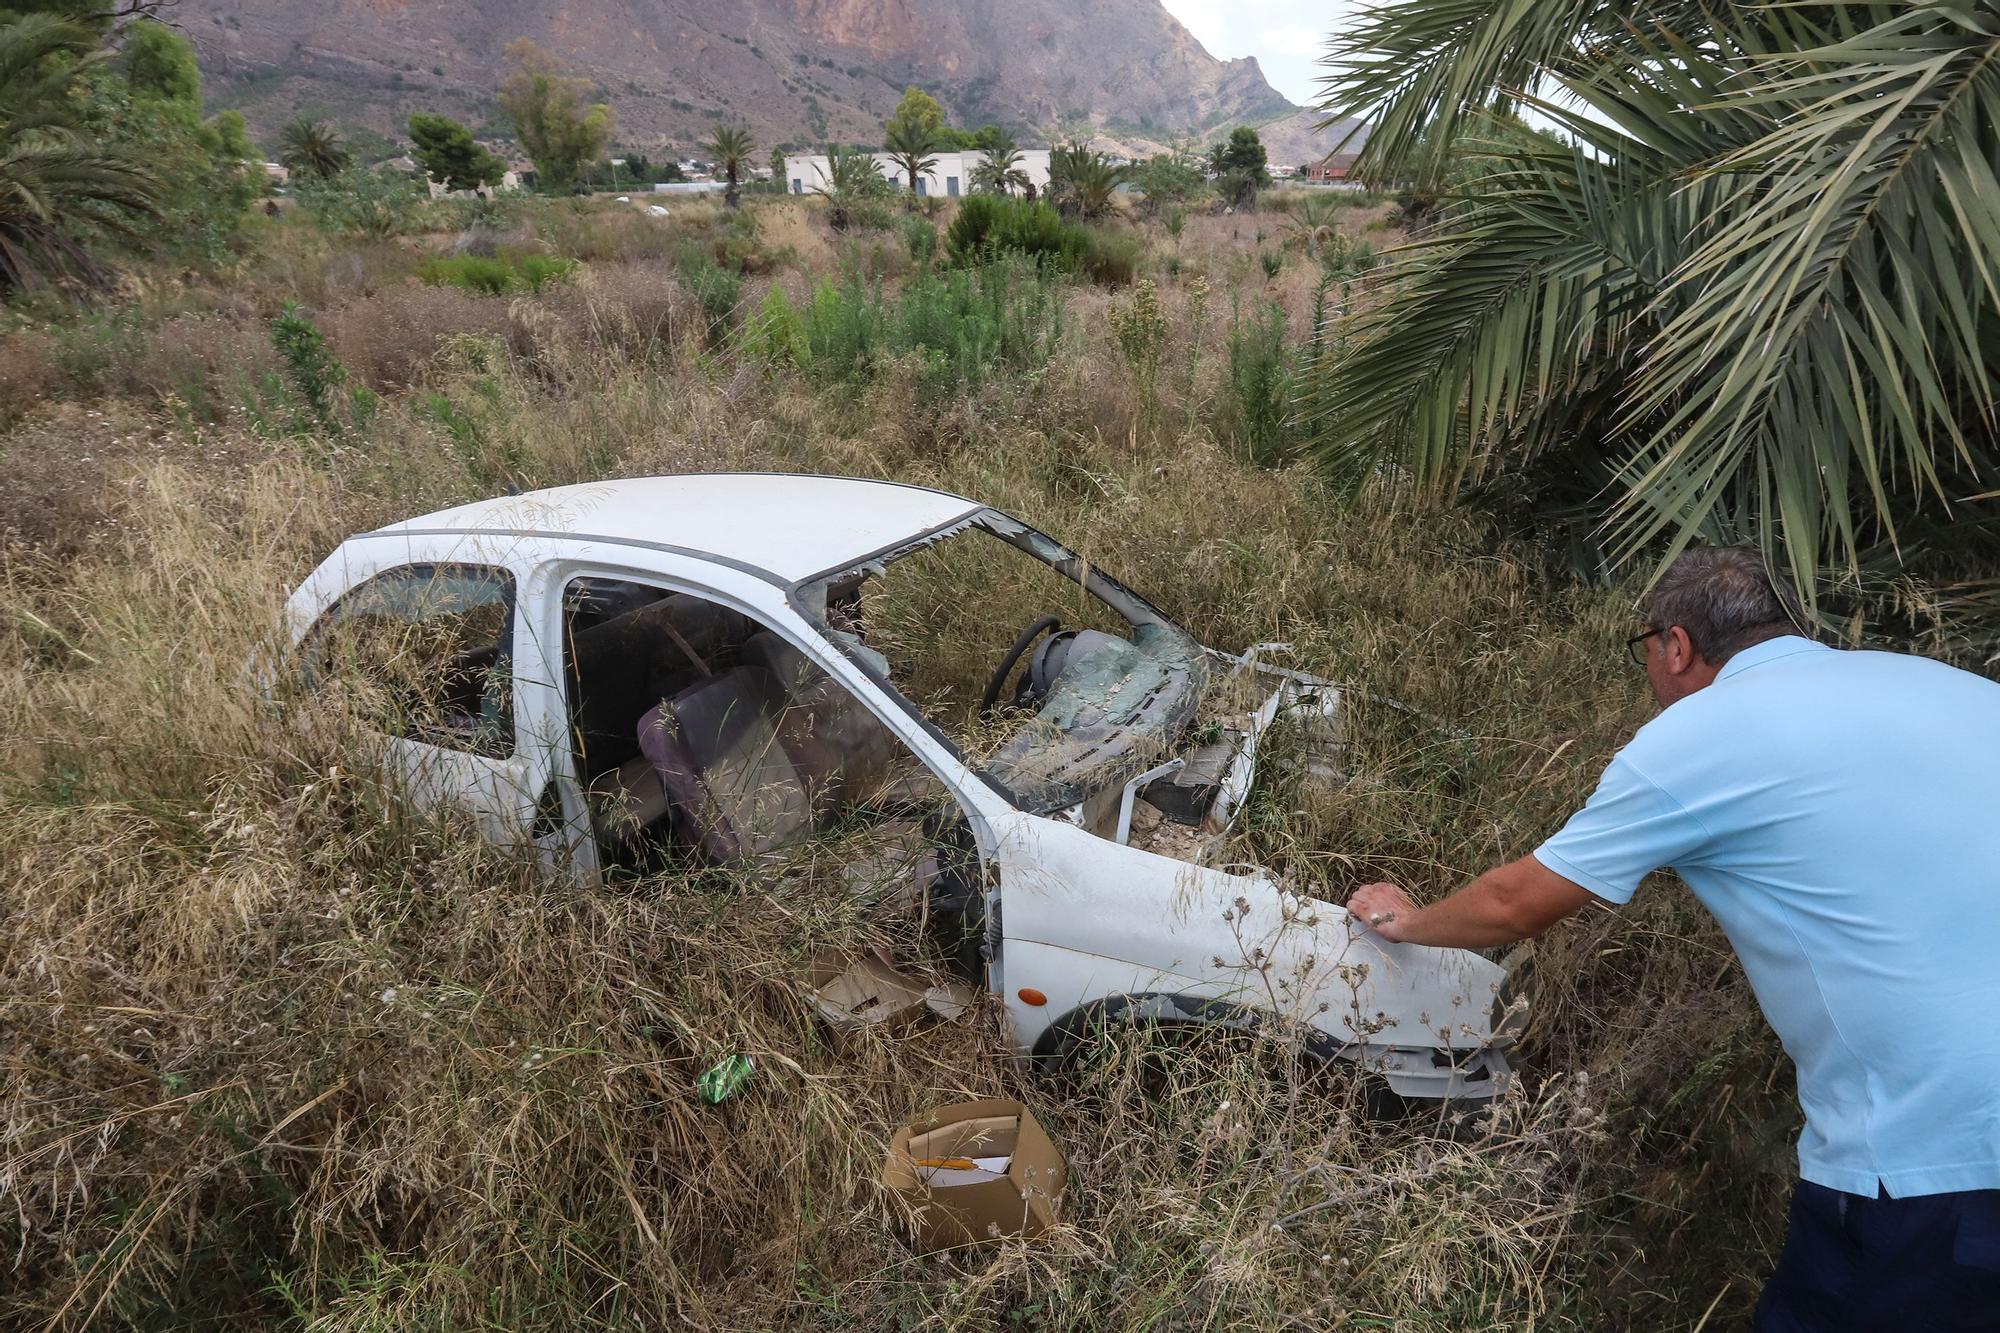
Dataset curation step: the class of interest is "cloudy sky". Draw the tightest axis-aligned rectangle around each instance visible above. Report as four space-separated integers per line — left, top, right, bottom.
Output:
1160 0 1360 109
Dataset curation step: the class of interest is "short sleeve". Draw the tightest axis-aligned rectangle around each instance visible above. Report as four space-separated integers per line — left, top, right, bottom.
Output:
1533 754 1710 905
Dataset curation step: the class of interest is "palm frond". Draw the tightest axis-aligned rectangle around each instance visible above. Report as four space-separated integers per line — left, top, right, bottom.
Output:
1618 5 2000 582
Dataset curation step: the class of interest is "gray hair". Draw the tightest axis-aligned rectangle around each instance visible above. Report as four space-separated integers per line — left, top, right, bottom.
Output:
1643 546 1806 664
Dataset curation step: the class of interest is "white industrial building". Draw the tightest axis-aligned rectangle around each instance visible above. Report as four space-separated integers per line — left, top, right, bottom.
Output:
782 149 1053 199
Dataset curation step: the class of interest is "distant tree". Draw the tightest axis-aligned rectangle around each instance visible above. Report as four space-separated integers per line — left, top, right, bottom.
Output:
970 123 1011 154
497 39 613 194
1208 126 1269 208
0 13 159 292
811 142 888 230
407 112 503 192
768 145 787 188
706 124 755 209
968 128 1028 196
888 86 947 139
1132 143 1205 215
619 151 655 184
278 118 351 181
116 15 199 102
100 19 257 265
882 115 939 205
1048 143 1126 220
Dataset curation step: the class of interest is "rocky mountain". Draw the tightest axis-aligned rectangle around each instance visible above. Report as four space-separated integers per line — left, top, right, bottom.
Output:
176 0 1303 156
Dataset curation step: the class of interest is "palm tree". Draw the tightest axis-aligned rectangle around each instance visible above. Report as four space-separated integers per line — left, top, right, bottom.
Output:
1047 144 1126 221
707 125 755 210
811 144 885 231
969 131 1029 196
0 13 161 293
1306 4 2000 643
882 117 939 207
1281 194 1341 262
278 119 351 181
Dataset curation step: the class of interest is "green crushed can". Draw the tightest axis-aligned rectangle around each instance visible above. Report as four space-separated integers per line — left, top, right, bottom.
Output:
695 1053 754 1104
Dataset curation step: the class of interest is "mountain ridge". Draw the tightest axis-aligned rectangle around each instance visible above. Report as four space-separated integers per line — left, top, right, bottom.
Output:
177 0 1320 158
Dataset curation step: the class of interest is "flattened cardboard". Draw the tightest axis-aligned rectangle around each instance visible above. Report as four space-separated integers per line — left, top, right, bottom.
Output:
804 951 978 1030
882 1098 1067 1252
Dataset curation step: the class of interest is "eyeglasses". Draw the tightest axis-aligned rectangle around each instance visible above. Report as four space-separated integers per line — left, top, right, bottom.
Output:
1625 627 1663 665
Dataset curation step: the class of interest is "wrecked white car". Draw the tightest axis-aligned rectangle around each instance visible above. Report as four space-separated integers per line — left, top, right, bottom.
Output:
284 474 1519 1100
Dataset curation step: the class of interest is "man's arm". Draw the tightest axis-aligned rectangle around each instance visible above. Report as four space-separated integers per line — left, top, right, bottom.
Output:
1345 855 1598 949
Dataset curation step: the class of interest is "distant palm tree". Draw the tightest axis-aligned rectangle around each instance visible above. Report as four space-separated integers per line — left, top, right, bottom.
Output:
279 119 351 181
1047 144 1126 220
0 13 160 293
882 117 939 207
811 144 885 231
1282 194 1341 262
969 131 1029 196
707 125 755 209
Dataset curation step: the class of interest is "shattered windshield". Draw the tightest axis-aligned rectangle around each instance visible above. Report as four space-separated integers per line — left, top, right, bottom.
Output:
796 512 1209 811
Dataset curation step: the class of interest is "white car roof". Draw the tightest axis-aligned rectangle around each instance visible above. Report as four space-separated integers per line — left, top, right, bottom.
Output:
368 473 984 584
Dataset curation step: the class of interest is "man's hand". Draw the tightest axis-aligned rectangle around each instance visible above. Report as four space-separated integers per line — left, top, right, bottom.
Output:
1345 857 1597 950
1346 881 1419 944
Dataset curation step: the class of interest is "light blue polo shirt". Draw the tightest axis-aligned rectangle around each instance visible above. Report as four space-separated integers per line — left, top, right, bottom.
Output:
1536 636 2000 1198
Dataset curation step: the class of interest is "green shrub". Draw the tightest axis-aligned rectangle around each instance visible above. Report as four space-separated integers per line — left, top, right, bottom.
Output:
798 258 1064 393
416 254 579 296
676 243 744 342
899 213 938 266
517 255 577 289
712 211 767 272
420 255 512 295
1319 233 1377 280
1066 227 1141 287
296 168 423 239
944 195 1137 286
1109 279 1169 427
944 193 1003 257
246 302 374 436
737 284 809 368
1224 298 1297 465
271 301 347 426
438 194 525 232
1259 251 1283 281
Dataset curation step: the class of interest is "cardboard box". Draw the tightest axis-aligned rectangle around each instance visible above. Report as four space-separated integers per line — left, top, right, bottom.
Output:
882 1098 1067 1252
804 952 976 1030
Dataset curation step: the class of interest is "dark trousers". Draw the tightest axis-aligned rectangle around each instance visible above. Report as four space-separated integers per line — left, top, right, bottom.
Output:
1757 1180 2000 1331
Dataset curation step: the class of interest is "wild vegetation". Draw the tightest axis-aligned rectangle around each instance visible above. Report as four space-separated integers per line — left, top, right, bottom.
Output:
4 6 1993 1329
1 162 1827 1328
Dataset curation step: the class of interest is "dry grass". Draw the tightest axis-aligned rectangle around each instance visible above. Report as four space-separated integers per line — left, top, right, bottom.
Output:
0 199 1798 1330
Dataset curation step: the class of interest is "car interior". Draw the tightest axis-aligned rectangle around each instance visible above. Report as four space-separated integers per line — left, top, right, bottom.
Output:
561 576 936 868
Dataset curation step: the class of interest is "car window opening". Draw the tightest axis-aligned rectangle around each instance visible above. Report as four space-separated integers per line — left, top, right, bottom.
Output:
305 563 518 758
560 576 962 877
796 514 1273 855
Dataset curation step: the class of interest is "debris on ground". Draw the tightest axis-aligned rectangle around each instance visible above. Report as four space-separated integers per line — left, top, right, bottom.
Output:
882 1098 1067 1252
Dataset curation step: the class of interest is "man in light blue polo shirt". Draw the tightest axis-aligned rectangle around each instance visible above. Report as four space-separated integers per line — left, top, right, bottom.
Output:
1346 546 2000 1330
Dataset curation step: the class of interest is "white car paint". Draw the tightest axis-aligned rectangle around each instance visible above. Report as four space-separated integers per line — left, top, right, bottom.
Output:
284 474 1519 1100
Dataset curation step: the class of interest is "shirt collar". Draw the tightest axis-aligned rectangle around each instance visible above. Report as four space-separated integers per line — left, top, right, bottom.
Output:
1717 634 1828 681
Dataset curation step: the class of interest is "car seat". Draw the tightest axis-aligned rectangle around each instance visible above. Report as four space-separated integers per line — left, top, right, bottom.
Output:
637 666 814 861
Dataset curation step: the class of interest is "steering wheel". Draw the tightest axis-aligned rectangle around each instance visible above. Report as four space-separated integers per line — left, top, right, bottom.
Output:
979 614 1061 716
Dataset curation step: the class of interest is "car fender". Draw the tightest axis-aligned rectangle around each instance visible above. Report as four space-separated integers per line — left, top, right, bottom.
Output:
988 812 1511 1060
